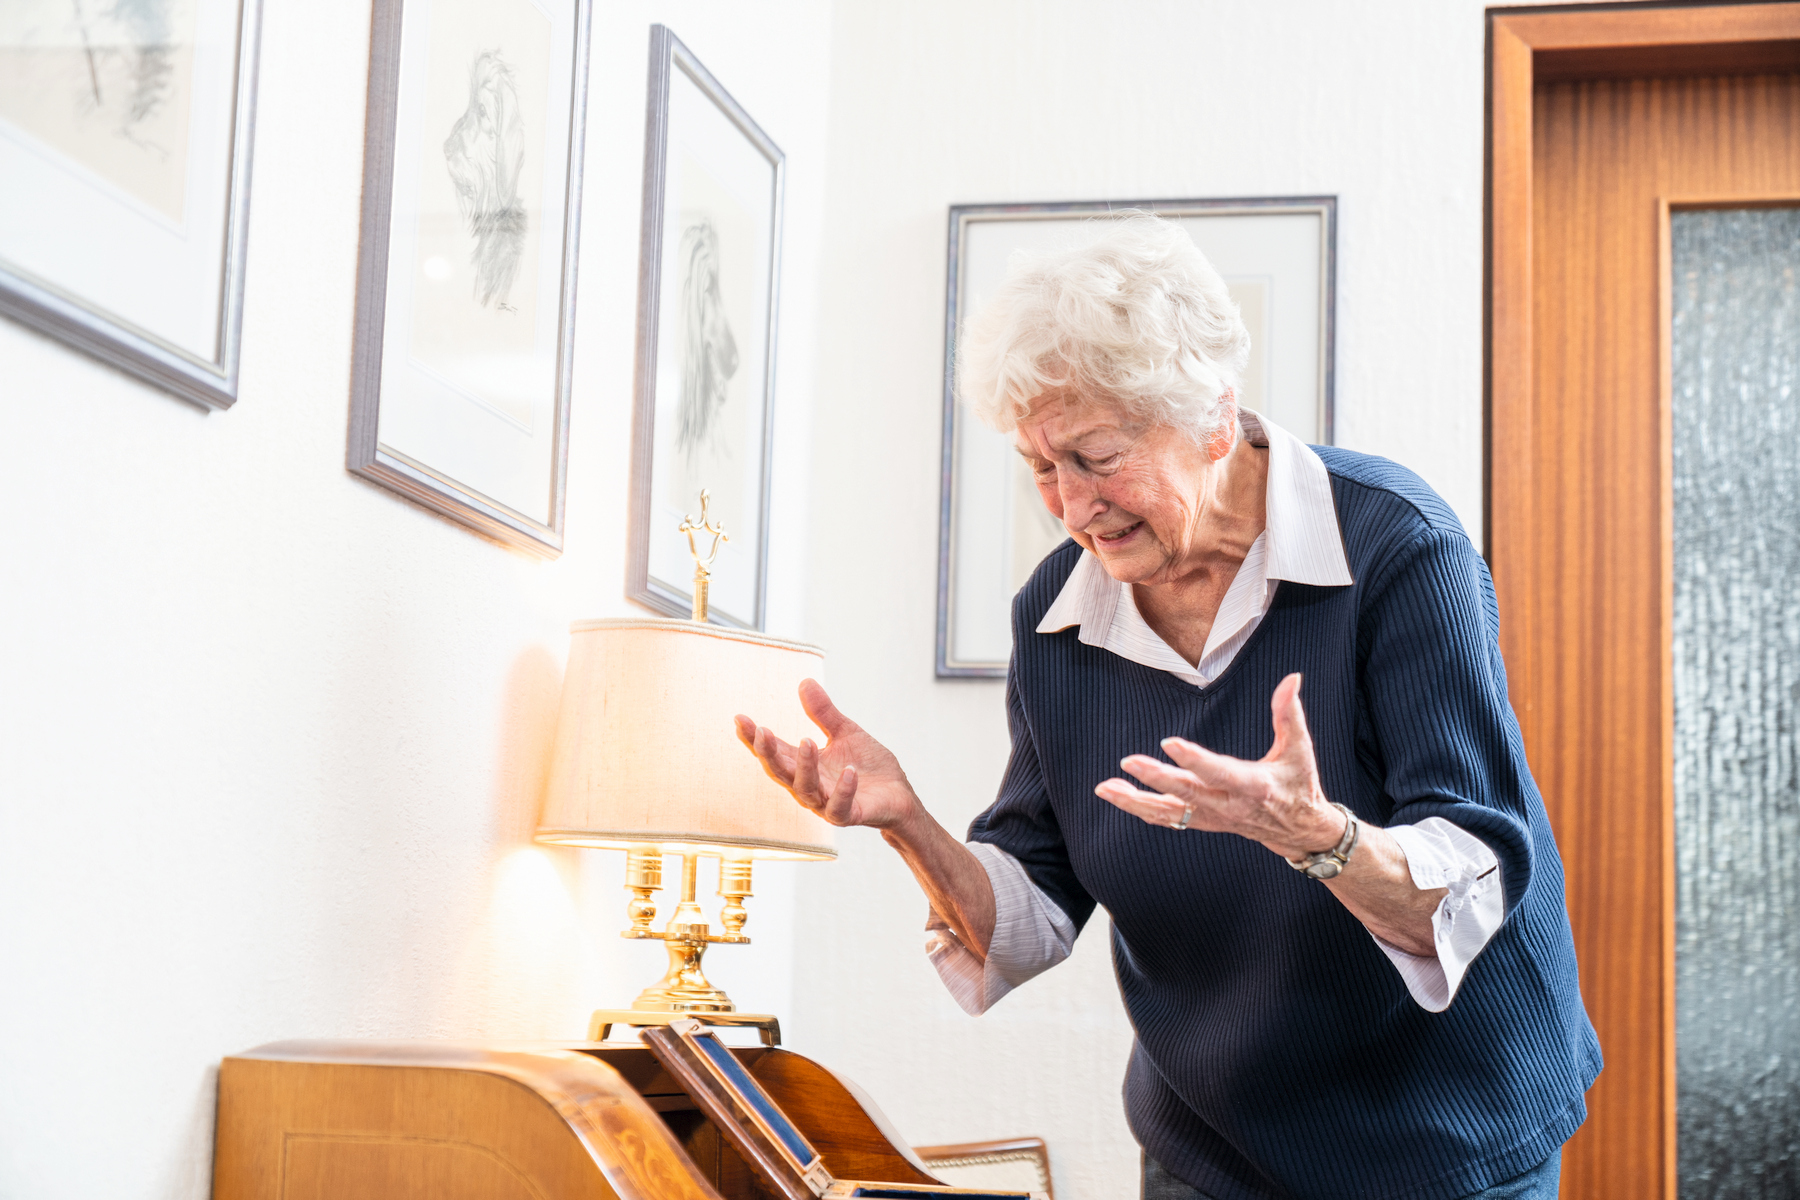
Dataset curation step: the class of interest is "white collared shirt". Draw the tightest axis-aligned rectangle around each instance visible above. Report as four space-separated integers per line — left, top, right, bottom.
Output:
927 411 1504 1014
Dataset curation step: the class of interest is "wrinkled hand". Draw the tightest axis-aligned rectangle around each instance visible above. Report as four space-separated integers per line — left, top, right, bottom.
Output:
735 679 921 830
1095 673 1344 859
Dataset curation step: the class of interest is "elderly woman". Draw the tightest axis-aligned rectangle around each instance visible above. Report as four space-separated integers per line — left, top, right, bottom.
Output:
737 216 1600 1200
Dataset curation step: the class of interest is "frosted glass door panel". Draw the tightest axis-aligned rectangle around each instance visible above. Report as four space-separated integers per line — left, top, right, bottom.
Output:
1672 206 1800 1198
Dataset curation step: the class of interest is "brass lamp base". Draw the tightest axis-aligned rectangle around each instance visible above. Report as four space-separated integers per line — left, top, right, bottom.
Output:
588 1008 782 1046
607 849 772 1039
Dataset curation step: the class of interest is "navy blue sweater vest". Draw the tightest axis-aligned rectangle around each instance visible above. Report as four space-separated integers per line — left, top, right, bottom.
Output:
969 447 1602 1200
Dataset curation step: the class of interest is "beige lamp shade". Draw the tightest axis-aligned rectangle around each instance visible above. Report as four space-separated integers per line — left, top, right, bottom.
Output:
535 619 835 860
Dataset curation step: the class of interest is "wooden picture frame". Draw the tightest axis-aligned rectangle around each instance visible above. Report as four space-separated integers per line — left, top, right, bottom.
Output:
626 25 784 630
936 197 1337 677
0 0 265 410
641 1021 1045 1200
643 1022 833 1200
346 0 592 557
914 1138 1054 1198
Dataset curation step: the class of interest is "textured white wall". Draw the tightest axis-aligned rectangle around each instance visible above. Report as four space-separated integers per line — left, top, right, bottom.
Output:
788 2 1565 1196
0 2 832 1197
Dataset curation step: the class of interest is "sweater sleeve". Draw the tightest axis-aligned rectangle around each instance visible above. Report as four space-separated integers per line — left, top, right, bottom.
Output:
966 661 1099 934
1358 527 1539 917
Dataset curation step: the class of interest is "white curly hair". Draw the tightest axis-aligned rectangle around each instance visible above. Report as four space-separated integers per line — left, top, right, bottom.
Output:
956 213 1250 443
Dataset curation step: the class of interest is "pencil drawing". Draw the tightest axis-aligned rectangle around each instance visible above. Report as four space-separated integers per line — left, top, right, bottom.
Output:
675 218 739 462
443 49 527 312
67 0 180 157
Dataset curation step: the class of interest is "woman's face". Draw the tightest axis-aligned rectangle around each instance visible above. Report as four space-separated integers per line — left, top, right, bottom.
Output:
1012 391 1221 586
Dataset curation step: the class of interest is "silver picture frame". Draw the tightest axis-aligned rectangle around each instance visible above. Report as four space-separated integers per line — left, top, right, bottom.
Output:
937 197 1338 678
0 0 265 411
347 0 592 558
626 25 784 630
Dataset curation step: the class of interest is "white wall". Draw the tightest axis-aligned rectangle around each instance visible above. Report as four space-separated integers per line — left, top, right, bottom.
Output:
790 2 1549 1195
0 2 832 1197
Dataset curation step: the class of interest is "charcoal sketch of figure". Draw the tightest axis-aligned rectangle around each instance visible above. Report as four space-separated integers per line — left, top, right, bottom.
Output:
675 219 739 464
70 0 179 154
0 0 199 219
443 49 527 312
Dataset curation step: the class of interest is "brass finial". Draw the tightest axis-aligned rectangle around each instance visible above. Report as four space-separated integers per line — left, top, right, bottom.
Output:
678 490 729 622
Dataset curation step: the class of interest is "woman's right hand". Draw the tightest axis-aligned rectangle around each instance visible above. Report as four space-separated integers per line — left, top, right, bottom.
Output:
734 679 921 830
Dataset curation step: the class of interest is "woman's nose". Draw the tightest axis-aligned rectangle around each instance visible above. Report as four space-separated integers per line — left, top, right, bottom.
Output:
1058 475 1103 531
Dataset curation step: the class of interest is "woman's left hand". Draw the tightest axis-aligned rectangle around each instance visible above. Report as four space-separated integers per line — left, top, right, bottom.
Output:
1095 672 1346 860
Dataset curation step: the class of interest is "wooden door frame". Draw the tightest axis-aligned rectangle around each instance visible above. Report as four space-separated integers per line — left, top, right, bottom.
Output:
1485 5 1800 1196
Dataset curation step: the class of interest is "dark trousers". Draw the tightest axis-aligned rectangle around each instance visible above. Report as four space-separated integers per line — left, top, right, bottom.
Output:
1141 1146 1562 1200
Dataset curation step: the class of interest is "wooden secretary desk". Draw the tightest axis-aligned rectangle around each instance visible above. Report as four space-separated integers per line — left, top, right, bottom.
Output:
212 1038 961 1200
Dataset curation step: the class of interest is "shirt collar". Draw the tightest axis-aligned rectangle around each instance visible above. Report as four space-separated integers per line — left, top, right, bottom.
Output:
1246 409 1353 588
1036 409 1352 638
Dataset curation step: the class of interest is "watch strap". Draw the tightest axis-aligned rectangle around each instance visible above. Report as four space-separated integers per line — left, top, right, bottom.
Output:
1287 803 1359 879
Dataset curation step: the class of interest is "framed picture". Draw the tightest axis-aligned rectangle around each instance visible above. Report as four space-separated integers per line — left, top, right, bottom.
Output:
640 1020 1044 1200
915 1138 1055 1197
644 1021 836 1198
626 25 783 630
0 0 264 410
936 197 1337 678
347 0 592 557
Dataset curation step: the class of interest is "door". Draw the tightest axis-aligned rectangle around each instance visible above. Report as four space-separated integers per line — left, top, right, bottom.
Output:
1488 5 1800 1197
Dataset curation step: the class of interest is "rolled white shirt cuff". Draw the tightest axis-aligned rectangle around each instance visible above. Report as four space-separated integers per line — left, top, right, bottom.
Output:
1372 817 1506 1013
925 842 1076 1015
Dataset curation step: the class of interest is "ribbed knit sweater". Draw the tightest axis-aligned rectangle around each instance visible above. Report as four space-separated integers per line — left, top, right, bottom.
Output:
968 447 1602 1200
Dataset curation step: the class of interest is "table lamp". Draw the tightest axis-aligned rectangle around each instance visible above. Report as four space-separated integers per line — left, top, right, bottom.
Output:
535 494 833 1045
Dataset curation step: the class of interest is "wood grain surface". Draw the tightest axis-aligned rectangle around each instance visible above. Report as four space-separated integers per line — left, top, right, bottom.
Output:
213 1040 945 1200
750 1049 941 1186
638 1025 820 1200
213 1041 725 1200
580 1043 943 1188
1488 8 1800 1198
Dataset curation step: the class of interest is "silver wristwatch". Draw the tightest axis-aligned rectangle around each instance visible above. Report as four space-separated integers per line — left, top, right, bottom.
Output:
1287 803 1360 879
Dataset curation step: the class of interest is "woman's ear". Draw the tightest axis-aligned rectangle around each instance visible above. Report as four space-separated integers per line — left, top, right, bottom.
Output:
1205 390 1238 461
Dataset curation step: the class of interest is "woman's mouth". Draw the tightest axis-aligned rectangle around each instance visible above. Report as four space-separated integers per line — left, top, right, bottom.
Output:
1095 521 1143 546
